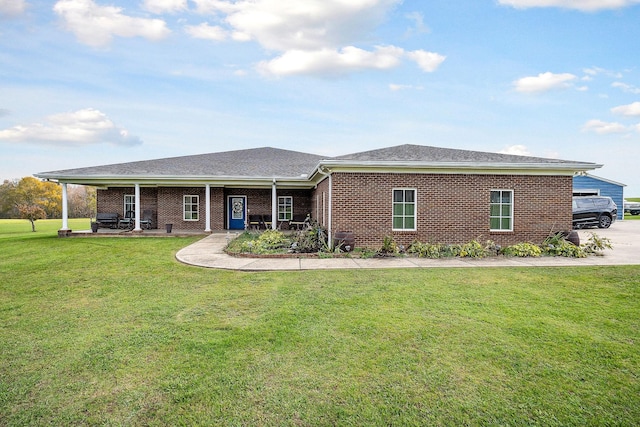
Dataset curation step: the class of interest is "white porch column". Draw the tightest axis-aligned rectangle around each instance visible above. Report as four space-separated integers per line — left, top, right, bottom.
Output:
61 183 69 230
205 184 211 232
133 183 142 231
271 179 277 230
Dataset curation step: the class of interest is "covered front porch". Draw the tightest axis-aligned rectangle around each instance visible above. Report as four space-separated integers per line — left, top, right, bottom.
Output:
57 181 315 235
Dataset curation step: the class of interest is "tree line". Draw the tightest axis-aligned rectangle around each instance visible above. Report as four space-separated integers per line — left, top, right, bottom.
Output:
0 177 96 231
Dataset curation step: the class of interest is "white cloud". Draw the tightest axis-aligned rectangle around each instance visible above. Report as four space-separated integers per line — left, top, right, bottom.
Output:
612 82 640 94
513 72 577 93
185 22 228 41
405 11 430 35
0 0 26 17
53 0 171 47
389 83 423 91
582 66 622 78
611 101 640 117
582 119 629 134
499 144 532 156
258 45 406 77
0 108 142 146
197 0 400 51
406 50 446 72
143 0 188 14
498 0 640 11
189 0 445 76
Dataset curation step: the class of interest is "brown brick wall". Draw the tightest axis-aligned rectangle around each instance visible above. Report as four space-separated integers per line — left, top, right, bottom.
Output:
326 172 573 249
96 186 312 230
157 187 206 230
97 187 159 227
311 178 330 226
225 188 312 228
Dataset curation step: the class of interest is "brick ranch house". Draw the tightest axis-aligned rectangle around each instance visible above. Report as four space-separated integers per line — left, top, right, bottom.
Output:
36 144 600 248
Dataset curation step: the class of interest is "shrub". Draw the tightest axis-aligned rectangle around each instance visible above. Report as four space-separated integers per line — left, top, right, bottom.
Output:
291 220 328 253
240 229 289 254
501 242 542 257
582 232 613 255
459 239 491 258
408 241 443 258
542 232 587 258
378 235 399 256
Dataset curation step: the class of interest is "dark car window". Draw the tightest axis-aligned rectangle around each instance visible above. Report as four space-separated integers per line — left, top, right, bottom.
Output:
594 199 610 207
575 199 595 208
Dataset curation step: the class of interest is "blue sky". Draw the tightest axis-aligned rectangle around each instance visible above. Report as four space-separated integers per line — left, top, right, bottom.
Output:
1 0 639 195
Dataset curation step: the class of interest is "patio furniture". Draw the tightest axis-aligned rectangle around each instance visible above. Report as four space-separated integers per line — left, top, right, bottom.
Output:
248 214 262 230
290 213 310 230
95 212 120 229
140 210 153 229
118 211 134 229
262 214 273 229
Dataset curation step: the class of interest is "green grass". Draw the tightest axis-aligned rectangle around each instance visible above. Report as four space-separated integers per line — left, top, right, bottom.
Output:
1 220 638 426
624 197 640 220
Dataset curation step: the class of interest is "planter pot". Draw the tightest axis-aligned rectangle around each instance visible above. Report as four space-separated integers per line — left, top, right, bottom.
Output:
91 222 98 233
333 231 355 252
560 230 580 246
566 230 580 246
166 223 173 233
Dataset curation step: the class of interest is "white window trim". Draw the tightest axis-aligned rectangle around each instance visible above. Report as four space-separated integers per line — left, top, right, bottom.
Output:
183 195 199 221
124 194 135 215
392 188 417 231
489 189 514 232
278 196 293 221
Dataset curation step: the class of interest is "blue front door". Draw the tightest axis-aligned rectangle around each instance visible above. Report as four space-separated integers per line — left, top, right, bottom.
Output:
227 196 246 230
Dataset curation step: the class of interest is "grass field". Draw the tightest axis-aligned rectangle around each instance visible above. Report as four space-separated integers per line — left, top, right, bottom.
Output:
625 197 640 220
1 219 639 426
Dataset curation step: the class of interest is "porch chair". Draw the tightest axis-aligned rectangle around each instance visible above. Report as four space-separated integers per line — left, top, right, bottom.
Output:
140 209 153 230
248 214 262 230
261 214 273 230
290 213 310 230
118 211 134 229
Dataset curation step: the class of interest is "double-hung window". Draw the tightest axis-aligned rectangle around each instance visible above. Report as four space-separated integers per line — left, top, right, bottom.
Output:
124 194 135 216
278 196 293 221
490 190 513 231
184 195 199 221
392 189 416 230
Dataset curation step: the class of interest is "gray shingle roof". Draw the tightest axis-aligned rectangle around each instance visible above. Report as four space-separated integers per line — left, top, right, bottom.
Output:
38 147 325 178
36 144 599 182
334 144 581 164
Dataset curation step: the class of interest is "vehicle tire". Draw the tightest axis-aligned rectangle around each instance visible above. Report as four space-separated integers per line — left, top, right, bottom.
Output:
632 211 640 216
598 214 612 228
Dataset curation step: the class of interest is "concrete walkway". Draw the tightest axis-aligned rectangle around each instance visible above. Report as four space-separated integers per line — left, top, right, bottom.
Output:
176 221 640 271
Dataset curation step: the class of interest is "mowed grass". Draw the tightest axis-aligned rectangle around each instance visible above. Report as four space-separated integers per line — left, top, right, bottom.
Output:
1 220 638 426
625 197 640 220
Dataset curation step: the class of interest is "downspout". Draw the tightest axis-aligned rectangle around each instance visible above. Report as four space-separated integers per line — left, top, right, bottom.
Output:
272 178 277 230
316 167 332 248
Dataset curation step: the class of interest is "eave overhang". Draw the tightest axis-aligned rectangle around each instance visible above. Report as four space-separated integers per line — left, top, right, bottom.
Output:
34 174 314 189
306 160 602 182
36 159 602 188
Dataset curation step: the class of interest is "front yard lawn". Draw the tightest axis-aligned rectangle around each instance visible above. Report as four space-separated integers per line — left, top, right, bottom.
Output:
1 220 638 425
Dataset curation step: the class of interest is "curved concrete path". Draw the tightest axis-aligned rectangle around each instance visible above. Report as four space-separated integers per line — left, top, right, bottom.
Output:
176 221 640 271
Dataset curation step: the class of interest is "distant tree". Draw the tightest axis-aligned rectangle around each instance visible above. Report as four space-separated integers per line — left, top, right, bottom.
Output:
68 185 96 218
4 177 62 231
0 179 18 218
16 203 47 232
